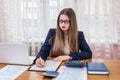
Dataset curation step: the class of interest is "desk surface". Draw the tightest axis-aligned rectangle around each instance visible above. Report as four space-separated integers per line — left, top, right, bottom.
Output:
0 59 120 80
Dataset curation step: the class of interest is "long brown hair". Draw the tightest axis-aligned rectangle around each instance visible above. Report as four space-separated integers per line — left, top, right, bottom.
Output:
50 8 78 57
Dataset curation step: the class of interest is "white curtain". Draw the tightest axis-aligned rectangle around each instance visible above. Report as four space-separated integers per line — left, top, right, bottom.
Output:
0 0 117 43
0 0 120 59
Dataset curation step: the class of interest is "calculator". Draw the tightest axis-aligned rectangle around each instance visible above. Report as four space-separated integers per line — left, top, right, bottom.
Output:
65 60 84 67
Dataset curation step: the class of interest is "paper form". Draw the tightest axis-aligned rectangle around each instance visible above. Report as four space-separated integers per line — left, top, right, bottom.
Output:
52 66 87 80
0 65 29 80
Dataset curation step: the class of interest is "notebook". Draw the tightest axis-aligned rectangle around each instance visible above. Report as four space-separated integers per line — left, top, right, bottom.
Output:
0 42 34 65
29 60 61 71
86 62 109 75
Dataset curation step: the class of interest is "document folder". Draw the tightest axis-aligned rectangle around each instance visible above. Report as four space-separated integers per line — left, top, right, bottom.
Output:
86 62 109 75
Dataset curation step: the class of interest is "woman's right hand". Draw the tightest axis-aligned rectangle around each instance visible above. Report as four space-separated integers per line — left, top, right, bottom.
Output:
35 57 45 68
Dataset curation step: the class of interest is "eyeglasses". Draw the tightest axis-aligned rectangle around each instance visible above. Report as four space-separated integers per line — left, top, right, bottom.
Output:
59 20 70 24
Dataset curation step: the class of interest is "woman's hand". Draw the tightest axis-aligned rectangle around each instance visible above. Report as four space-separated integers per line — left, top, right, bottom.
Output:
35 57 45 68
53 55 71 61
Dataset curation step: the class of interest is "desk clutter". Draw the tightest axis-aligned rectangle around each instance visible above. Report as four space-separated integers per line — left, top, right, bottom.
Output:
0 60 110 80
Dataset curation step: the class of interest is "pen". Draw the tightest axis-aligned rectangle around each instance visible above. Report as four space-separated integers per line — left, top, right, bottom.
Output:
39 57 44 66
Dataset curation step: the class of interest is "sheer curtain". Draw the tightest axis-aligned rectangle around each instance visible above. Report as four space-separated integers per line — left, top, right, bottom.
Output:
0 0 116 43
0 0 120 59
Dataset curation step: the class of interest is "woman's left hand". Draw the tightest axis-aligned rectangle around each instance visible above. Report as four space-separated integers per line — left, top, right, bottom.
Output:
53 55 71 61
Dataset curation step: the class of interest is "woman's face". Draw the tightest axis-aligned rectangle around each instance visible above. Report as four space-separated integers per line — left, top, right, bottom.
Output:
59 15 70 31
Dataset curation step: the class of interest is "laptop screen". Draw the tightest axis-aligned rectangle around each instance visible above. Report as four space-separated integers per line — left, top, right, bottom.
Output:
0 42 34 65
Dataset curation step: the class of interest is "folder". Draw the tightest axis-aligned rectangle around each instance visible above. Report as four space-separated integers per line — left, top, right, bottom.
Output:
86 62 109 75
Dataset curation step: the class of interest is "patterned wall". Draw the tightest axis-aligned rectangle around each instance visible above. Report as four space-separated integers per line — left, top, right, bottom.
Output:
90 43 120 60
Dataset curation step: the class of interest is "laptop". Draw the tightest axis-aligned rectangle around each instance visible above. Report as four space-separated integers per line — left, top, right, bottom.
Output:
0 42 35 65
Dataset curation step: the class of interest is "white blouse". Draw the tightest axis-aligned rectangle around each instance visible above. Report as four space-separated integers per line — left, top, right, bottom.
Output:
64 39 70 55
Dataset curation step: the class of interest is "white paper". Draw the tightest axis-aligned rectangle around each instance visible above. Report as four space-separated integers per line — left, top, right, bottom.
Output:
52 66 87 80
29 60 61 71
0 65 29 80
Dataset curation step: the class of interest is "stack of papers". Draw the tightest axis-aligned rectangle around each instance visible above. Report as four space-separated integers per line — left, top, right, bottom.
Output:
52 66 87 80
0 65 29 80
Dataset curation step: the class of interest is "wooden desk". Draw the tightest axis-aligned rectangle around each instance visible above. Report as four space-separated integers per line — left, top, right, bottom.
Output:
88 59 120 80
0 59 120 80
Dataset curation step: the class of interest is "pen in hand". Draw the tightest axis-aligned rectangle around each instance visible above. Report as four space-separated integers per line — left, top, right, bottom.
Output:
35 57 45 68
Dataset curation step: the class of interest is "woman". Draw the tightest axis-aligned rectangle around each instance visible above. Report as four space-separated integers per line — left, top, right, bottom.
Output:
34 8 92 67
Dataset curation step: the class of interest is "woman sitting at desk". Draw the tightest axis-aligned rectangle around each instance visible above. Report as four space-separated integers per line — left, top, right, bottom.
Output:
34 8 92 68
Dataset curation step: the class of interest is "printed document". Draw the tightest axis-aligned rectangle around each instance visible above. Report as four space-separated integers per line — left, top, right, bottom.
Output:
0 65 29 80
52 66 87 80
29 60 61 71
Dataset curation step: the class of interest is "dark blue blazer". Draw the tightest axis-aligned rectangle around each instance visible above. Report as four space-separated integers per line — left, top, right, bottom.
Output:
34 29 92 62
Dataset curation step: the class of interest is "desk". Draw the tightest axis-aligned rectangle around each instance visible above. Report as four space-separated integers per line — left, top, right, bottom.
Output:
88 59 120 80
0 59 120 80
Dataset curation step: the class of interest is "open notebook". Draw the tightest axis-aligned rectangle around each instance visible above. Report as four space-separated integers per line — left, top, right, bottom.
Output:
0 42 34 65
29 60 62 71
